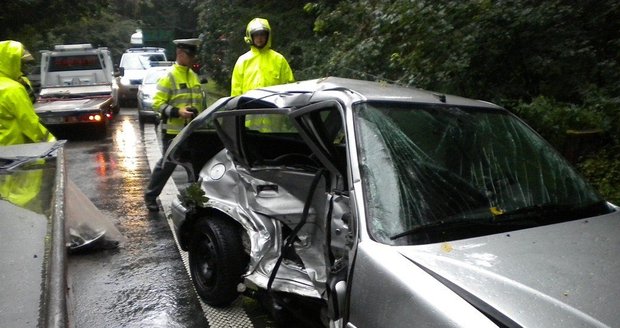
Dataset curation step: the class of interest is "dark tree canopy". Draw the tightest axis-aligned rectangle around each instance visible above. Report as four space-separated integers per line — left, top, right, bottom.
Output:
2 0 619 202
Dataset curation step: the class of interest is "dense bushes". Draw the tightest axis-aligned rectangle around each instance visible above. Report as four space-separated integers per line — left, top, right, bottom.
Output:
4 0 618 202
513 92 620 204
193 0 620 203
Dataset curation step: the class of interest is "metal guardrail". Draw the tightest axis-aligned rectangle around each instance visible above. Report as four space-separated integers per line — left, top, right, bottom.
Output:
46 146 68 327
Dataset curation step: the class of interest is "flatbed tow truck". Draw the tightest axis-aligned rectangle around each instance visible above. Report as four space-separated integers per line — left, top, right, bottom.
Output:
35 44 119 138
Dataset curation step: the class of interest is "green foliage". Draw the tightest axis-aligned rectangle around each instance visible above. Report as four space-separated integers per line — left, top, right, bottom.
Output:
2 0 201 64
301 0 620 103
578 147 620 205
3 0 618 201
178 182 209 208
195 0 315 92
512 96 605 150
513 92 620 202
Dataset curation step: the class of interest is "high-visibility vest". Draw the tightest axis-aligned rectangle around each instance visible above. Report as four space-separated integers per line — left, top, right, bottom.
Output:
153 63 204 135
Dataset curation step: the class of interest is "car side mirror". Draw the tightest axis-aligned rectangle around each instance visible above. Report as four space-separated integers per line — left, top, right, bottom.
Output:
115 66 124 77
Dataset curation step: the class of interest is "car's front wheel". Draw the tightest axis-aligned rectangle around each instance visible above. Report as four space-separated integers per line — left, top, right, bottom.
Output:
189 216 247 307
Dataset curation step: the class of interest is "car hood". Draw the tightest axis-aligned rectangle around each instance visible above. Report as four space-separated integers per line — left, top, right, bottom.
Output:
397 211 620 327
122 69 146 80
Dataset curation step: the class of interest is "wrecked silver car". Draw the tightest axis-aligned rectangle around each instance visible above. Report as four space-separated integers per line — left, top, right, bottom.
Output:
165 77 620 327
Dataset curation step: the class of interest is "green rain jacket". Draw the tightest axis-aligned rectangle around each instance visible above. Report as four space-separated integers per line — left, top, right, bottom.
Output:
0 40 55 145
0 40 55 207
230 18 295 96
153 63 204 135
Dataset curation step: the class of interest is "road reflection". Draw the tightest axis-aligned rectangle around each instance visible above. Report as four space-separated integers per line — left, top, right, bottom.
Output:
66 110 209 328
114 118 139 172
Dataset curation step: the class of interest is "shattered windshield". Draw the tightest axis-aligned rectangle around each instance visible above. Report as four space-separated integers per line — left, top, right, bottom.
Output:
355 102 612 245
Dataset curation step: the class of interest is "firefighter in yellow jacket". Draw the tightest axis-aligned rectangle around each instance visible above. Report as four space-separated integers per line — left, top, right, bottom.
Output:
0 40 56 208
144 38 204 212
231 18 295 96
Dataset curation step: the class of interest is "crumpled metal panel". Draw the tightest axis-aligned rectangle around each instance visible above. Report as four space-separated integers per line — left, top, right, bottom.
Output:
200 149 331 298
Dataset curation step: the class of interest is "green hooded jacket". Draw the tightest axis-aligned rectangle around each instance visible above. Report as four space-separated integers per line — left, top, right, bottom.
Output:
230 18 295 96
0 40 55 145
0 40 55 207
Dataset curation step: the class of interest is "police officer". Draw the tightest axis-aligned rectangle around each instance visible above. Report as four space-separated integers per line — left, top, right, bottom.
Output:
144 38 204 212
230 18 295 96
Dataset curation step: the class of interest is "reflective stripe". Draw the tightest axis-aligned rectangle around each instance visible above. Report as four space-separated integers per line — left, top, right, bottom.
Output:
162 104 175 117
152 63 204 136
157 84 171 93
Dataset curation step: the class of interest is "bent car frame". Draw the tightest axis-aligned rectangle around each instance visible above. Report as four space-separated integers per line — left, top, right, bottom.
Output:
165 77 620 328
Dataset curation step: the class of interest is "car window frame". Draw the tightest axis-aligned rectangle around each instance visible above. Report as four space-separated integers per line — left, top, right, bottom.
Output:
290 100 347 178
212 108 294 169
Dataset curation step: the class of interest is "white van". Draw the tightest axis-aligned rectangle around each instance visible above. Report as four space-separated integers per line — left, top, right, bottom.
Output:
117 47 167 106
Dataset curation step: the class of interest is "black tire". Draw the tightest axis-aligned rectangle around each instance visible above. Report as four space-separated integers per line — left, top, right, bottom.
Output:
189 216 247 307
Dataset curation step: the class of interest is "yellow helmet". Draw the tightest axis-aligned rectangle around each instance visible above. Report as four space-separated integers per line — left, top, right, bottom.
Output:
244 18 272 48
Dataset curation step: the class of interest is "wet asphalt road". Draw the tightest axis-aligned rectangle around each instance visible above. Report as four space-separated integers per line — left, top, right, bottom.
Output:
60 107 299 328
63 108 210 328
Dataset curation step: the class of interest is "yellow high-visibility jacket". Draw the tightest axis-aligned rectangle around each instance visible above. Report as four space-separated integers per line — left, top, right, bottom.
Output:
231 18 295 96
0 41 55 145
0 40 56 208
153 63 204 135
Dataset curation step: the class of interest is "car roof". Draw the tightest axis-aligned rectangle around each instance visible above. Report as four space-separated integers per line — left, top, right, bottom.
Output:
234 76 502 110
124 47 166 53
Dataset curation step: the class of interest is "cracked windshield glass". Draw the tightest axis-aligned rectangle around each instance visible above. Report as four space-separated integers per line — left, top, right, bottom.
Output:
356 102 612 245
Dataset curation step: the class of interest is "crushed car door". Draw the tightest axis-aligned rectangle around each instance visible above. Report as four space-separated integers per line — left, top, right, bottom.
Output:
289 101 354 323
213 106 337 298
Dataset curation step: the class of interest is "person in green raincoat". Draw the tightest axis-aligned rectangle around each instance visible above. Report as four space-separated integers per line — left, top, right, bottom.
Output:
0 40 55 145
231 18 296 132
0 40 56 207
231 18 295 96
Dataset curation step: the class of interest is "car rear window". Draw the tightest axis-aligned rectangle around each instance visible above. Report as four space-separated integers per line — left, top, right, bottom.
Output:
49 55 102 72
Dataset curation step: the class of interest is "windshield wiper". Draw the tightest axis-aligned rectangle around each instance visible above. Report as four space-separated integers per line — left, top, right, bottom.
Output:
389 214 535 241
390 219 478 240
390 202 611 241
497 202 611 222
495 204 565 218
